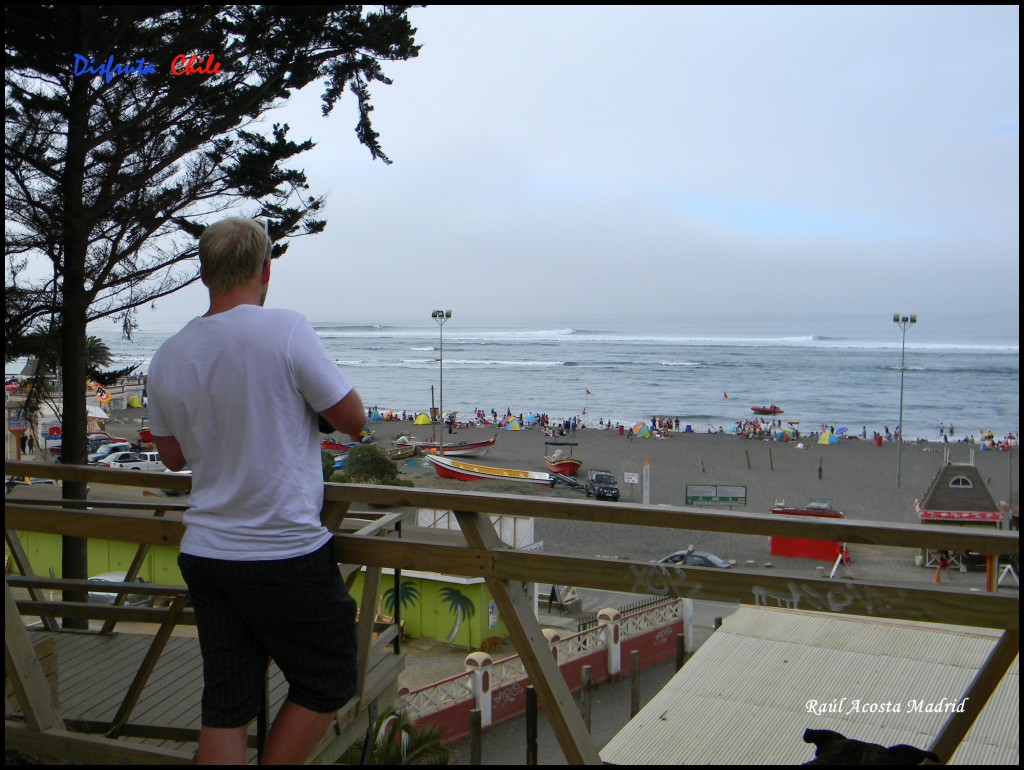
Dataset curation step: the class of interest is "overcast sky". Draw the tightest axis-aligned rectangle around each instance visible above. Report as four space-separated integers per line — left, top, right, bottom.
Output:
142 5 1019 333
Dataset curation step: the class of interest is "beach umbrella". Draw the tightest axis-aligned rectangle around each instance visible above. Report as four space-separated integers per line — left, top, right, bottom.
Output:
369 410 383 421
414 413 432 425
630 422 651 438
525 412 541 425
836 426 848 435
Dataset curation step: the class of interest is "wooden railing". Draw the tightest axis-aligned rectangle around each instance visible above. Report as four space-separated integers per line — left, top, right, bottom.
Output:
4 459 1020 765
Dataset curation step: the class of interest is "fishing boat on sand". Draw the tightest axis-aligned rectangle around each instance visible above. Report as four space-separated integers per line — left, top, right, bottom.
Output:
386 446 417 461
426 454 553 485
321 438 362 452
394 435 496 457
751 404 784 415
334 445 414 469
544 441 582 476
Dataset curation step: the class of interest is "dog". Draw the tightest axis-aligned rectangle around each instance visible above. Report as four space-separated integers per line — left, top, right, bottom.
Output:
803 728 940 765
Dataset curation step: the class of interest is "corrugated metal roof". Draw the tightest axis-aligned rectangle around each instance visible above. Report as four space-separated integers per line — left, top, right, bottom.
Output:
601 606 1018 765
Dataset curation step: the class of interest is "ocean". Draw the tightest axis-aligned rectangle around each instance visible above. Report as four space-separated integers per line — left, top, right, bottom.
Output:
82 308 1019 442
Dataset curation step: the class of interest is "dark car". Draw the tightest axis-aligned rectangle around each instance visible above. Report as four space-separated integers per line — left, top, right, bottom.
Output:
87 571 155 607
585 470 619 501
658 547 733 569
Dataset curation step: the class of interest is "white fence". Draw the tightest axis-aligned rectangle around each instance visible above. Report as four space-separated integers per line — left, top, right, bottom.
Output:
399 598 681 722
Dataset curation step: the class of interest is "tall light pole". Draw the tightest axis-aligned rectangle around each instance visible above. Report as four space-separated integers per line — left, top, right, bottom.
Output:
893 313 916 488
432 310 451 455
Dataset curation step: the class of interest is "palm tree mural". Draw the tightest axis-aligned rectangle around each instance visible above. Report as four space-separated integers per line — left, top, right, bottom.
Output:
438 587 475 645
382 582 419 616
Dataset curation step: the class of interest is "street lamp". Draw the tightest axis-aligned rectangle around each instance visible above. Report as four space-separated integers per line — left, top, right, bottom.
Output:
893 313 917 488
432 310 452 455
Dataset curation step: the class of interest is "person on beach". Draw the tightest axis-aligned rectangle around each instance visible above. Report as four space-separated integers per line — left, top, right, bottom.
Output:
147 217 366 765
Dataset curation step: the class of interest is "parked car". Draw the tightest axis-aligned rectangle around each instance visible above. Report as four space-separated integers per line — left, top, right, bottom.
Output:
658 546 733 569
103 450 165 472
87 442 133 464
162 466 192 496
584 470 620 501
88 431 128 444
5 476 57 494
87 571 154 607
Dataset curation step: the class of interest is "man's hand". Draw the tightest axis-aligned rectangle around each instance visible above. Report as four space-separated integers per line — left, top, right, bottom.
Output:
319 389 366 441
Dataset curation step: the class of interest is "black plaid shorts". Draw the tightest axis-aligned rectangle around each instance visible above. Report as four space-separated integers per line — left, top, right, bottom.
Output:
178 540 357 728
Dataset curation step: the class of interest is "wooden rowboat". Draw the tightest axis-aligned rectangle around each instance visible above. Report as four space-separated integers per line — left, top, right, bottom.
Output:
394 435 496 458
544 441 582 476
386 446 417 461
425 454 552 485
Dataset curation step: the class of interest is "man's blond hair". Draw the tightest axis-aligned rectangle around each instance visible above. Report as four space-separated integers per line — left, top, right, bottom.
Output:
199 218 272 293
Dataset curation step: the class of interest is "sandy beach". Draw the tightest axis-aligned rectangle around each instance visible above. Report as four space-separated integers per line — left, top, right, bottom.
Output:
99 410 1018 572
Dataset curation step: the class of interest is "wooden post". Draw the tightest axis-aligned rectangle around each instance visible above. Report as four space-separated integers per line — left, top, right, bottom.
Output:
768 447 774 471
745 449 751 469
454 510 601 764
676 633 686 670
928 630 1019 762
105 594 188 738
580 665 592 732
4 579 62 732
818 458 823 479
526 685 538 765
630 649 641 718
469 709 483 765
714 616 723 630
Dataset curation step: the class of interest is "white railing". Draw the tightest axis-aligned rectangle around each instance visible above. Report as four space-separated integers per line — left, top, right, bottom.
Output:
620 599 681 636
402 598 682 720
551 625 605 659
491 654 528 688
399 670 474 716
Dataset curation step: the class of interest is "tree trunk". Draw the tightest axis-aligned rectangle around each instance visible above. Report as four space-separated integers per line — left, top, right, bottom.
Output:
58 62 91 628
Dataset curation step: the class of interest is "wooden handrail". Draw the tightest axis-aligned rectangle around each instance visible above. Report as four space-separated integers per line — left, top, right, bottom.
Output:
5 459 1020 766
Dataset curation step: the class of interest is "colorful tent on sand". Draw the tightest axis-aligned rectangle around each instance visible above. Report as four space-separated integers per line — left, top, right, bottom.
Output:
504 418 522 431
414 413 432 425
630 422 651 438
817 431 839 445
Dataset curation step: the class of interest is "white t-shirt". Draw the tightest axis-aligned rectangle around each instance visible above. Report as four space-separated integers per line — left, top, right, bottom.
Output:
147 305 353 560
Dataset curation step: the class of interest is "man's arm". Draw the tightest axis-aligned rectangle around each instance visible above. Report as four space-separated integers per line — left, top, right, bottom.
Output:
320 389 365 440
151 435 187 471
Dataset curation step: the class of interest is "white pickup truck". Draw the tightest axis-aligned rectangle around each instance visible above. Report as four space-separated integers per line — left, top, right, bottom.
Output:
102 451 166 472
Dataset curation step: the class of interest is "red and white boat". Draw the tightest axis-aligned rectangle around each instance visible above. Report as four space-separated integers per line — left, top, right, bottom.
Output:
751 404 784 415
394 435 496 458
544 441 582 476
426 454 552 485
